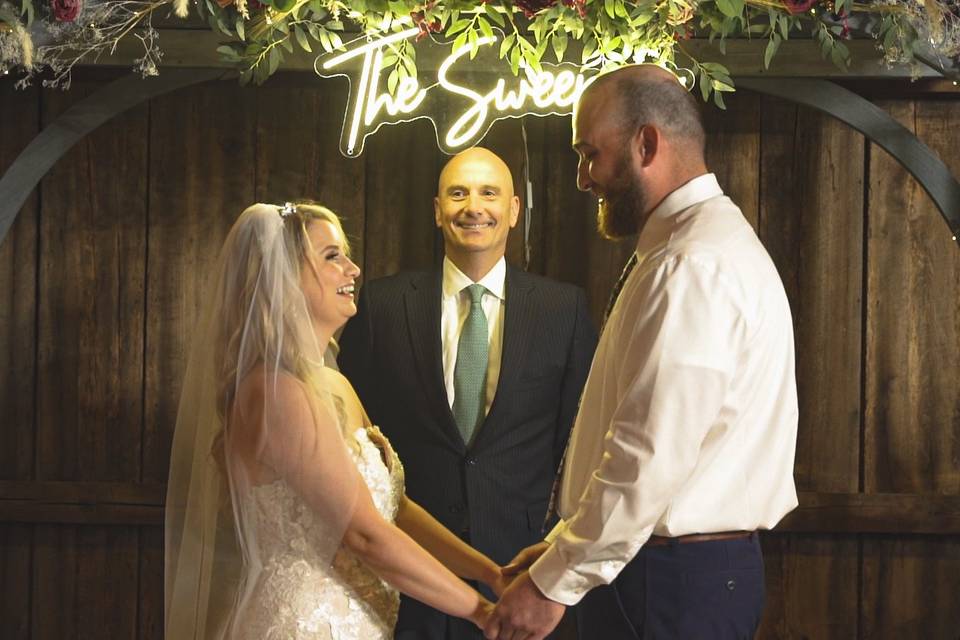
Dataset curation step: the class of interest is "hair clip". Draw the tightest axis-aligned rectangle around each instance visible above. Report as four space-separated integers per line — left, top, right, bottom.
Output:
279 202 297 218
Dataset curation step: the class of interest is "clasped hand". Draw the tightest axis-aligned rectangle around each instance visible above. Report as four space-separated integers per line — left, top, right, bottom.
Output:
477 542 566 640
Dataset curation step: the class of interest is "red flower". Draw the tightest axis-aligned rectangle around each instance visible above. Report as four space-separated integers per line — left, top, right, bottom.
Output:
514 0 558 17
51 0 81 22
783 0 817 14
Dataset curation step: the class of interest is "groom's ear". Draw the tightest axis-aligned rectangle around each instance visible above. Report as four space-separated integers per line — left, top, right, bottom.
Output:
434 196 442 228
634 125 660 169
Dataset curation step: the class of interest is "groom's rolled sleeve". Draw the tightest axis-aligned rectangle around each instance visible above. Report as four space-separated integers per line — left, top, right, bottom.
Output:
529 255 742 606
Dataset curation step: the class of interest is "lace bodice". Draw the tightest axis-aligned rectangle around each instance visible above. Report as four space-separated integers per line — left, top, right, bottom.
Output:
228 427 405 640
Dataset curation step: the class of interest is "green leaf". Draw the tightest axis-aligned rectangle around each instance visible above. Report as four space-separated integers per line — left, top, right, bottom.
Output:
380 53 399 69
499 32 516 58
713 89 727 109
715 0 740 19
484 3 505 27
605 0 616 19
552 32 568 62
294 25 312 52
447 18 471 36
763 33 781 69
478 16 494 40
20 0 35 26
319 29 333 52
235 16 245 41
326 20 344 31
280 36 294 53
509 45 521 75
268 46 282 75
217 45 241 61
387 67 399 94
239 66 255 86
453 30 468 53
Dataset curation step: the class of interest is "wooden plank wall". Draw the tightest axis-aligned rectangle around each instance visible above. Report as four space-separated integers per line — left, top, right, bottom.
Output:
1 72 959 639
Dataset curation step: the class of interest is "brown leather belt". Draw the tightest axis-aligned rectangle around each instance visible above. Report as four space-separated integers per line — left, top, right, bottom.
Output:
646 531 755 547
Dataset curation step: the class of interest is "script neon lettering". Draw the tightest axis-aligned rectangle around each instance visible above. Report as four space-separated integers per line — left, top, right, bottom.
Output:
315 28 595 155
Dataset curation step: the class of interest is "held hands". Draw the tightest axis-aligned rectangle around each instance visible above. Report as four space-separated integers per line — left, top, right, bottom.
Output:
487 541 550 597
502 541 550 576
469 597 496 631
483 571 565 640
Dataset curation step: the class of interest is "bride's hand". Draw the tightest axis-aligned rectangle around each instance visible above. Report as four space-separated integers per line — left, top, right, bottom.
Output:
468 597 495 629
490 566 514 598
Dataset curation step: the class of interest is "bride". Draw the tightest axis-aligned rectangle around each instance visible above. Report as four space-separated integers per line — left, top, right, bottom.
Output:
165 202 505 639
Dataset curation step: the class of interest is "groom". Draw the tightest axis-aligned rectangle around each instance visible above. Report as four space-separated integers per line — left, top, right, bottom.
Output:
486 65 799 639
338 147 596 640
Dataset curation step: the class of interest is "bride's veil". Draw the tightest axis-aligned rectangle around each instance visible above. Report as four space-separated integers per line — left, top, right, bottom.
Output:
164 203 362 639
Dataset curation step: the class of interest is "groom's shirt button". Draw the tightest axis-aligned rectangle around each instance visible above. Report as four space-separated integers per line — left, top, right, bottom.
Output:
465 457 477 466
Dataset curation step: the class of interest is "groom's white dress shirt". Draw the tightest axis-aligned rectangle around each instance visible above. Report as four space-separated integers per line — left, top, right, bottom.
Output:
440 256 506 415
529 174 799 606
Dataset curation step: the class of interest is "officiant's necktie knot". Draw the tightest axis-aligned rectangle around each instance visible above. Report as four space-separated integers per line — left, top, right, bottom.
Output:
453 284 489 445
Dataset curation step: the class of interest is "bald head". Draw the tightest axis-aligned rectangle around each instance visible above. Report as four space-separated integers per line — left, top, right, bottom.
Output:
434 146 520 279
580 64 706 160
438 147 516 198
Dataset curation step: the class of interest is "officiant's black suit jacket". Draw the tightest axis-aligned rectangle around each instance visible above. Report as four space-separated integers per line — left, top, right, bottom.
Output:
338 264 596 640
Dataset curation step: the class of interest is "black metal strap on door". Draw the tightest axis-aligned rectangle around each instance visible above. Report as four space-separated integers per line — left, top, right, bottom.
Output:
737 77 960 248
0 68 229 247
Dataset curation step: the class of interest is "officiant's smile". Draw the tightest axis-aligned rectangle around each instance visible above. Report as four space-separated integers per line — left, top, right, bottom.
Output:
434 148 520 278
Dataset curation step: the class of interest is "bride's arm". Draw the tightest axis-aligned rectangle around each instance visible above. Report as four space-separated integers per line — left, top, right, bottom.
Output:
394 496 505 594
247 372 492 629
342 492 492 626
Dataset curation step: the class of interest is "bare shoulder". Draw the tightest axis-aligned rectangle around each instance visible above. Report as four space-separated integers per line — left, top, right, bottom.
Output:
320 367 369 428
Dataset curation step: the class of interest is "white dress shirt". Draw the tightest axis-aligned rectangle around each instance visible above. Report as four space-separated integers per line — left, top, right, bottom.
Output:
441 256 506 416
529 174 799 605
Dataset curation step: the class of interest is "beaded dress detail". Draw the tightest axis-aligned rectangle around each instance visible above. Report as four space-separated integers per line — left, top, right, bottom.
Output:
230 427 404 639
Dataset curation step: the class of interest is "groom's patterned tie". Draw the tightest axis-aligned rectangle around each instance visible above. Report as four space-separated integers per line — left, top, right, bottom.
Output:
543 252 639 532
452 284 489 445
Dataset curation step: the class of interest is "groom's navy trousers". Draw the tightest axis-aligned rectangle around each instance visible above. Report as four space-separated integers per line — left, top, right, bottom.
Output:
575 533 765 640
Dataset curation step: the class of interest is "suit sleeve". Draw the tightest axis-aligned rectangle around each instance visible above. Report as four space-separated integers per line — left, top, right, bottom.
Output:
337 283 376 415
554 287 598 467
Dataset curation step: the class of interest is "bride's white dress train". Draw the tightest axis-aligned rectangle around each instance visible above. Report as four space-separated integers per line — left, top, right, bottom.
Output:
230 427 404 640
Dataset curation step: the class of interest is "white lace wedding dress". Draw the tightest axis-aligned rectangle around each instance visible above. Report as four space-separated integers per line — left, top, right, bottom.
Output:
229 427 404 640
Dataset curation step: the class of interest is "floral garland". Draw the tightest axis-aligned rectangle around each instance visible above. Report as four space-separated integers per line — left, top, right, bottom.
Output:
0 0 958 104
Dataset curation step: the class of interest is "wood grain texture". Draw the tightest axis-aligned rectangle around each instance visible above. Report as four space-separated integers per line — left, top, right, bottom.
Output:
861 535 960 637
253 77 366 265
758 534 859 639
0 81 38 640
0 524 32 640
865 99 960 495
861 98 960 639
361 116 442 280
138 527 164 640
538 115 633 327
0 82 39 482
703 90 761 228
759 96 864 494
143 80 257 484
36 82 148 483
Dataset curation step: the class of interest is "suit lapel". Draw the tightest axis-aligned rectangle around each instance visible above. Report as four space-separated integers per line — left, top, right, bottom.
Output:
472 266 537 449
405 272 466 451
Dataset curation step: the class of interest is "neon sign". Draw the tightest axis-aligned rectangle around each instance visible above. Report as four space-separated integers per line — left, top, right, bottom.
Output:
314 28 597 157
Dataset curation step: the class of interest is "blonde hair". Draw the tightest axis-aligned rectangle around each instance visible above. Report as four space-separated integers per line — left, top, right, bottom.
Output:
212 202 351 421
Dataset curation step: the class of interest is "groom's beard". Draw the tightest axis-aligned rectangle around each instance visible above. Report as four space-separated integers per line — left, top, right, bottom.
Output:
597 150 647 241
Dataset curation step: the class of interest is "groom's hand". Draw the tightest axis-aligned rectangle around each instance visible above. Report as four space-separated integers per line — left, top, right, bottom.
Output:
502 541 550 576
483 571 565 640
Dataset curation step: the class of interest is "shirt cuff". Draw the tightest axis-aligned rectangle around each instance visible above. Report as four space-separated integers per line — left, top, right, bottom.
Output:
528 542 593 606
543 519 567 544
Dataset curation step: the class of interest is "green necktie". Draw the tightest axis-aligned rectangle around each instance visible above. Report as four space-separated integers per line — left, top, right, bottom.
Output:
452 284 489 445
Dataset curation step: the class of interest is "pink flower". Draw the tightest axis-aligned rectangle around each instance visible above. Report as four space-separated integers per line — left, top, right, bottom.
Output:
782 0 817 15
51 0 82 22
